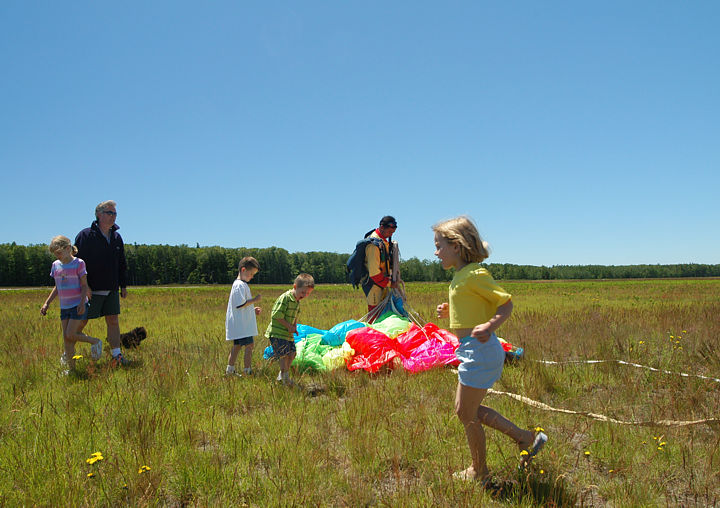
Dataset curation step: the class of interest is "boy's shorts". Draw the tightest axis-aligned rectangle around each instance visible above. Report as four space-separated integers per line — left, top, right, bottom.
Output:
87 290 121 319
269 337 296 358
232 337 254 346
60 303 89 321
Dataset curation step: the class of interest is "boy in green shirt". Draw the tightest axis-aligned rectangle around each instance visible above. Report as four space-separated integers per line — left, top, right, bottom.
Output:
265 273 315 386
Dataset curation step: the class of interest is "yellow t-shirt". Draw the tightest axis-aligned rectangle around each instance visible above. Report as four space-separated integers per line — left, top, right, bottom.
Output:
449 263 511 329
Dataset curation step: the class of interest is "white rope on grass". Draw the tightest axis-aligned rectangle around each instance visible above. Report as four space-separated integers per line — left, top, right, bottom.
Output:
487 389 720 427
530 359 720 383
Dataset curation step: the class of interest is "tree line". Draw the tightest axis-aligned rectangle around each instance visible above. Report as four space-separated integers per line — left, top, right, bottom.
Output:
1 242 718 287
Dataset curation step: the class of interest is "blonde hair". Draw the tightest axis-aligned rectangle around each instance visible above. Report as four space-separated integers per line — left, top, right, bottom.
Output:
48 235 78 256
294 273 315 289
95 200 117 219
432 216 490 263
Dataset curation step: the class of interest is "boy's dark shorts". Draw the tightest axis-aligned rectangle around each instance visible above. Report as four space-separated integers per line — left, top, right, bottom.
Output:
87 290 121 319
269 337 296 357
232 336 254 346
60 302 89 321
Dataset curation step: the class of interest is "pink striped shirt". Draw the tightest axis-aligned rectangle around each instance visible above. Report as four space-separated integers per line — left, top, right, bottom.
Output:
50 258 87 309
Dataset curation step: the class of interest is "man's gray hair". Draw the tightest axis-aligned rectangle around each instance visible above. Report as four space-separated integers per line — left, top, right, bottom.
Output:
95 200 117 218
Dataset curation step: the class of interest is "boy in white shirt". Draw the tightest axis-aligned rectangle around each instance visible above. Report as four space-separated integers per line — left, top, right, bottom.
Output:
225 257 262 376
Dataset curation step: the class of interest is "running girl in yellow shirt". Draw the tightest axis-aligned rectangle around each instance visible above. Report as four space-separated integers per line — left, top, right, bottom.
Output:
433 216 547 483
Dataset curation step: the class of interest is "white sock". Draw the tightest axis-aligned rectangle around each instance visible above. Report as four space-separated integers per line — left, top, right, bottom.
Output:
226 365 235 373
111 348 121 357
276 372 282 381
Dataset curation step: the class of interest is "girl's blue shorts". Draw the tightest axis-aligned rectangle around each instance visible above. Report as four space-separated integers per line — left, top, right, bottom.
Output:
60 303 89 321
455 333 505 389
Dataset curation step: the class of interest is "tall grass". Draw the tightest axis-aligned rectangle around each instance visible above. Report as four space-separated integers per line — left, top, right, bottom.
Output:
0 280 718 506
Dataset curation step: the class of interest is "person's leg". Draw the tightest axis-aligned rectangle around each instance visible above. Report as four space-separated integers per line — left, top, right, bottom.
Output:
455 382 490 481
106 314 121 350
477 405 535 451
279 355 289 374
66 318 98 345
60 319 76 369
243 343 254 371
228 344 241 368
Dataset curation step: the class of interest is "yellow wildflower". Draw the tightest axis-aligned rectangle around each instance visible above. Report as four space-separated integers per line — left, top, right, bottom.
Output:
72 354 83 360
87 472 95 478
584 451 591 456
520 450 529 456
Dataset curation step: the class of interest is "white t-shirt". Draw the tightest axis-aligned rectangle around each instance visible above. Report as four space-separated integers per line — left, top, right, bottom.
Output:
225 279 258 340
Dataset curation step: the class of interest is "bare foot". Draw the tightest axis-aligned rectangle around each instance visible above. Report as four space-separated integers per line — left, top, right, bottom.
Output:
453 466 489 482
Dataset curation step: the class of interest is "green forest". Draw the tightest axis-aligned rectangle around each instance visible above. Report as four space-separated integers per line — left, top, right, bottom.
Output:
1 242 718 286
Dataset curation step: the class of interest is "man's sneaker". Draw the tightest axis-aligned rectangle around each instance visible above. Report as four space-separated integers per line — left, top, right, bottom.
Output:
225 367 241 377
91 340 103 361
110 353 130 367
243 368 253 375
60 353 68 366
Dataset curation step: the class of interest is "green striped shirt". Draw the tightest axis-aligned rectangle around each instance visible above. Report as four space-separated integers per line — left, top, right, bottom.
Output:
265 289 300 340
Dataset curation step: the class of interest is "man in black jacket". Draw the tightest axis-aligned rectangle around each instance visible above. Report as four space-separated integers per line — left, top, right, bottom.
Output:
75 200 129 366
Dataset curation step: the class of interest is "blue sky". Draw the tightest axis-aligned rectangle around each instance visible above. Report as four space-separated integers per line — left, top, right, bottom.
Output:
1 1 718 266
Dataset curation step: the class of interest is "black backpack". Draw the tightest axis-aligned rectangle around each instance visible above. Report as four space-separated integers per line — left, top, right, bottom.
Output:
346 230 384 291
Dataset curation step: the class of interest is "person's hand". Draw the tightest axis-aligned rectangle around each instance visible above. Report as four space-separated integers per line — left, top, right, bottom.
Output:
471 322 493 343
121 287 128 298
254 306 262 315
436 302 449 319
77 303 85 315
40 303 48 316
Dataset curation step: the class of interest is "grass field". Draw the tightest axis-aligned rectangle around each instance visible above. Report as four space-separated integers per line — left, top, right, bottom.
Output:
1 280 719 506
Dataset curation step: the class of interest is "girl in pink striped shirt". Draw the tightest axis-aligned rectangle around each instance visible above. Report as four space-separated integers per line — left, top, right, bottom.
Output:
41 236 102 373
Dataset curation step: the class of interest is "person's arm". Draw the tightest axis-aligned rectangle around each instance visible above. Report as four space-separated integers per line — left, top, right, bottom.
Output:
117 235 128 298
471 300 513 343
41 287 58 315
270 294 295 335
436 302 449 319
275 317 295 335
78 274 91 314
236 294 261 308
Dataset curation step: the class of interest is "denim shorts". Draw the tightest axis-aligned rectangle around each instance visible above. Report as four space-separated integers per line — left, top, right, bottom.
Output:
455 333 505 389
269 337 296 357
60 302 89 321
232 336 254 346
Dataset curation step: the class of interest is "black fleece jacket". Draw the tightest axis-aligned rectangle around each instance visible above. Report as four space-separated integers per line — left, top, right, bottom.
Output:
75 221 128 291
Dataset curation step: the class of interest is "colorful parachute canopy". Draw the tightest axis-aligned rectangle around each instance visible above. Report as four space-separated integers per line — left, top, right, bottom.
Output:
263 310 520 373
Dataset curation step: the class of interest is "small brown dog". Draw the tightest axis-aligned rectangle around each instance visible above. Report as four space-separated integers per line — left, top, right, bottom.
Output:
120 327 147 349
